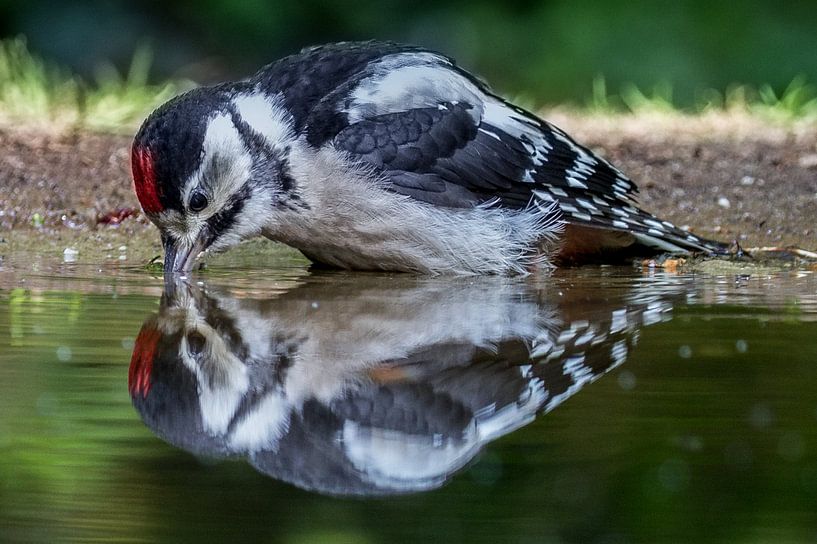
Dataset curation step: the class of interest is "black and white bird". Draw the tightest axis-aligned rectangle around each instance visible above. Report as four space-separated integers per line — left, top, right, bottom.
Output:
132 41 725 275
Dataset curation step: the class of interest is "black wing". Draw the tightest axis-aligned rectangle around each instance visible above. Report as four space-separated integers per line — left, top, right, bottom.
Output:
297 44 724 257
252 41 425 135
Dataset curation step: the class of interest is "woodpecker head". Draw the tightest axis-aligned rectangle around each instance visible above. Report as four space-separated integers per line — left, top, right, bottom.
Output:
132 85 298 276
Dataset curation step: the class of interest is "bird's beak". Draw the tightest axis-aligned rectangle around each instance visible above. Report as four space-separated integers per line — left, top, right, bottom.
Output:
163 227 212 277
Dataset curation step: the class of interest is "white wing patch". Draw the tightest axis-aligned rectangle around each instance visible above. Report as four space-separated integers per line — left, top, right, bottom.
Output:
347 53 483 123
233 92 294 150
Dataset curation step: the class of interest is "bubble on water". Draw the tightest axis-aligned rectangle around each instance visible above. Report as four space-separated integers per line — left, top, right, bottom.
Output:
56 346 72 362
617 370 636 390
735 340 748 353
678 345 692 359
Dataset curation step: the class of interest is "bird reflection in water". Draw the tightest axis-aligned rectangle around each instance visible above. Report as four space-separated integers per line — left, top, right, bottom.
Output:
129 275 679 496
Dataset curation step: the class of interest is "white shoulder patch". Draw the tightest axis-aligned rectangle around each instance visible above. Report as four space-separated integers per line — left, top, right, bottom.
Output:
196 113 253 196
232 92 294 149
347 53 484 122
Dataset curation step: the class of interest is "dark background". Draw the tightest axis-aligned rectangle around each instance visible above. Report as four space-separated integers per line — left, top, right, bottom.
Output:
2 0 816 105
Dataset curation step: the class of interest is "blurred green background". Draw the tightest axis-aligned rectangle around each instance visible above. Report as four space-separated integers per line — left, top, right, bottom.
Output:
1 0 816 106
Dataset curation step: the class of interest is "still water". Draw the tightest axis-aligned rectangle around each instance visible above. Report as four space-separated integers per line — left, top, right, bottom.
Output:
1 260 816 543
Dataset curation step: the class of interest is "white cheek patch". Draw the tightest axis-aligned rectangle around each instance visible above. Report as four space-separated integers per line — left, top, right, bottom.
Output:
179 323 250 436
232 92 294 150
182 113 254 225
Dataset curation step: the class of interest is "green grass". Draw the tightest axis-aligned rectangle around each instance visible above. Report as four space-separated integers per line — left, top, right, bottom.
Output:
587 74 817 122
0 36 189 133
1 36 816 134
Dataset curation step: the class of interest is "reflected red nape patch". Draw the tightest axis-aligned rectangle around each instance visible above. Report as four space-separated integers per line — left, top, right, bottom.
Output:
128 324 161 398
131 145 163 214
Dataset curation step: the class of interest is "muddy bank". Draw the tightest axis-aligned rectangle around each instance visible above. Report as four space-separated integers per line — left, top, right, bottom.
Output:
1 113 815 265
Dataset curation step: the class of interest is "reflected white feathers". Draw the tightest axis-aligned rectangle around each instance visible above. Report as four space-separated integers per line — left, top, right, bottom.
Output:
130 274 691 496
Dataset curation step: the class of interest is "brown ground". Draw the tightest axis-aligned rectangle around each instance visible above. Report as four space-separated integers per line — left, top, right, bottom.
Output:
1 112 815 264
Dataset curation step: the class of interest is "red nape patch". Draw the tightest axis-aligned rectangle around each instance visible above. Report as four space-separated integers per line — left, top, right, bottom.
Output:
131 146 163 214
128 324 161 398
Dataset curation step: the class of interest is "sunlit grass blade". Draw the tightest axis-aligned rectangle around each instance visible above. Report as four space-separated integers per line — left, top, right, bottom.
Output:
0 36 190 133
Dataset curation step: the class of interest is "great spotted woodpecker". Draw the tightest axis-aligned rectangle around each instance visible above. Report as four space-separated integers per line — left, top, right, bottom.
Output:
132 41 724 276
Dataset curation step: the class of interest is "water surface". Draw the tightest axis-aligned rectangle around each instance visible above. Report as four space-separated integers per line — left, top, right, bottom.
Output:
1 260 816 543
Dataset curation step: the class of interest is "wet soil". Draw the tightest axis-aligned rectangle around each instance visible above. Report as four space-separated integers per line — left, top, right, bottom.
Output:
1 113 815 265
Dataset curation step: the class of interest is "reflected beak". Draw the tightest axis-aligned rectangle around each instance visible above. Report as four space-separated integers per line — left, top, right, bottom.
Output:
163 228 212 277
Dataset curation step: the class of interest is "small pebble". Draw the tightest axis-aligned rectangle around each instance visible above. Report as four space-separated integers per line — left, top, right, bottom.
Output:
717 197 731 209
63 247 78 262
118 245 127 252
740 175 755 186
798 154 817 169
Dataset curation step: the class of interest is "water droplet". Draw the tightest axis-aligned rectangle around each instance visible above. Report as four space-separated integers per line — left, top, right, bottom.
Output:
56 346 72 362
617 370 636 390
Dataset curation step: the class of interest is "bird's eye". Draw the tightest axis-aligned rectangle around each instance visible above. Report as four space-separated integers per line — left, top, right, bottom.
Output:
189 191 208 212
186 330 207 357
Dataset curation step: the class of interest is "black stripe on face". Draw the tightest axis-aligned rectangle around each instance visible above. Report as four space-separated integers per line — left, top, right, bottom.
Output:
230 108 270 157
206 184 250 238
277 154 309 211
227 106 308 210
